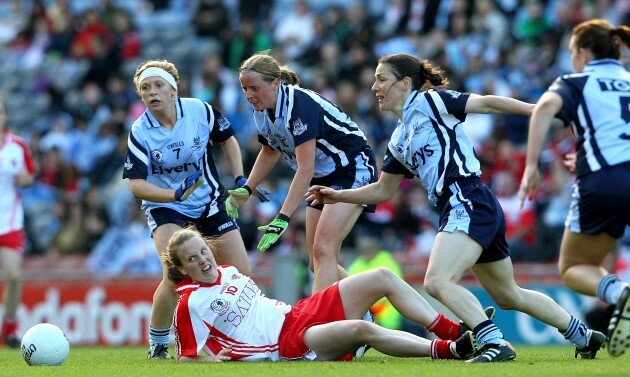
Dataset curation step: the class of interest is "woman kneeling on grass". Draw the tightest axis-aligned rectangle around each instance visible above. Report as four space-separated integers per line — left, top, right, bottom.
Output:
163 226 477 362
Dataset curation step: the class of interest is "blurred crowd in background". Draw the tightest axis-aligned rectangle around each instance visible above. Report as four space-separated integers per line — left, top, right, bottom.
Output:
1 0 629 276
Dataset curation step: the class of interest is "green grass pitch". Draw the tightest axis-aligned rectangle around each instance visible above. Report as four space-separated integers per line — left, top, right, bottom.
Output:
1 345 627 377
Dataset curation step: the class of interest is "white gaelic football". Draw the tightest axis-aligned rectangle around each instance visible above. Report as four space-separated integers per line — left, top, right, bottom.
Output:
21 323 70 366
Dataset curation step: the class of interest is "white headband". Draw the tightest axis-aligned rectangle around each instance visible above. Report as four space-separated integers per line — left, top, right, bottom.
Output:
138 67 178 90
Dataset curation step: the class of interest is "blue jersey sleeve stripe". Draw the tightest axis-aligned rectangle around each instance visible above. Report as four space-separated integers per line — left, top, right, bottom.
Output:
128 131 148 166
124 132 149 179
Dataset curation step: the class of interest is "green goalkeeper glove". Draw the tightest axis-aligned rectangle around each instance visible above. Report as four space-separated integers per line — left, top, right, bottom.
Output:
225 186 251 219
257 214 290 252
235 176 271 202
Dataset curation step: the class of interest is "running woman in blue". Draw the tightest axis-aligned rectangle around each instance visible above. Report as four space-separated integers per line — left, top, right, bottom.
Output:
519 19 630 357
307 53 605 362
123 59 267 360
226 53 378 296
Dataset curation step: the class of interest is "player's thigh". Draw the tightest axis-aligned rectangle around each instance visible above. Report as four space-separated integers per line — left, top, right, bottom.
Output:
213 229 250 274
558 228 617 272
338 268 392 319
152 223 182 256
427 231 481 282
0 247 22 278
303 321 364 360
305 206 322 260
313 202 362 248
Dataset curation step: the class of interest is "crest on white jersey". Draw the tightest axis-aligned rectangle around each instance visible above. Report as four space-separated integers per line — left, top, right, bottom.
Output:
210 298 230 315
292 117 307 136
151 149 164 165
124 156 133 170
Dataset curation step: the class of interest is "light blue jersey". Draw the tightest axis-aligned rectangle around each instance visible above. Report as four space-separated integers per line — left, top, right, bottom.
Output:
123 97 234 218
549 59 630 178
382 89 481 206
253 83 368 178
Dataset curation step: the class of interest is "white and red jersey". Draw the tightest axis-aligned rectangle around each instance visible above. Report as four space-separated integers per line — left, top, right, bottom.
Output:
173 265 291 361
0 129 35 235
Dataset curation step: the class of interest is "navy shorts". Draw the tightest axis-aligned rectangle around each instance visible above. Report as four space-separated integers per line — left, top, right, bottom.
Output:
566 162 630 238
146 202 239 237
437 176 510 264
308 146 378 213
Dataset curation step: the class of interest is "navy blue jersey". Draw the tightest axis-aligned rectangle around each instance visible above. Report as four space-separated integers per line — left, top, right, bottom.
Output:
252 83 368 178
123 97 234 218
549 59 630 177
382 89 481 206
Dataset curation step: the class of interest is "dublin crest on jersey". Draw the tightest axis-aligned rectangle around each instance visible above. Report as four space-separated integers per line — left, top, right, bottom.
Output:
192 135 203 151
124 156 133 170
151 149 165 165
292 117 307 136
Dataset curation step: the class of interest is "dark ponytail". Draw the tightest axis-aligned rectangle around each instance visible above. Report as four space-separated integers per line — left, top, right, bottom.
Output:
378 53 449 90
572 19 630 60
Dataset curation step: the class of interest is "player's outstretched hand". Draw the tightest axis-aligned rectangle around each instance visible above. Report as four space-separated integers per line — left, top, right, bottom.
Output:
518 166 541 209
225 187 251 219
235 176 271 202
305 185 340 206
257 214 289 252
174 171 204 201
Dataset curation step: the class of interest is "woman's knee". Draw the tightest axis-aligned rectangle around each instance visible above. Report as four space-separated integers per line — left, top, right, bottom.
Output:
311 241 339 265
349 320 378 342
3 269 21 284
558 254 577 277
423 273 449 299
489 288 523 310
367 267 396 284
